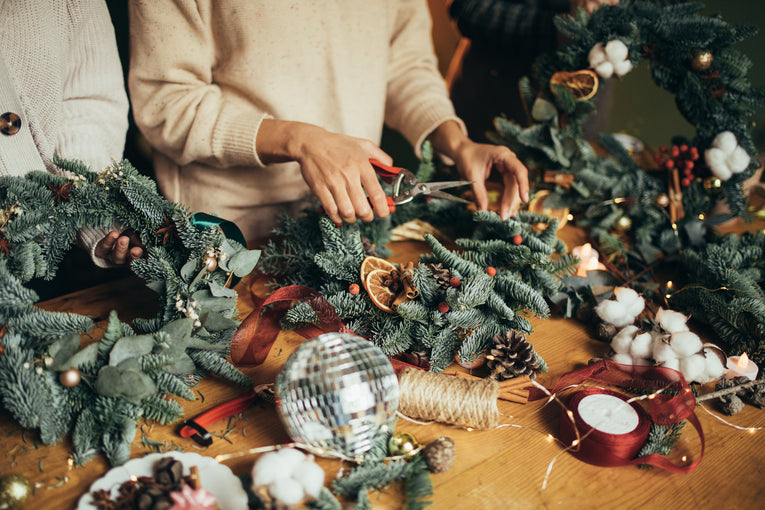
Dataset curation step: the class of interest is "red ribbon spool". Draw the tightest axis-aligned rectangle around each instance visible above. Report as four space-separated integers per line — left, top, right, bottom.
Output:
560 388 651 467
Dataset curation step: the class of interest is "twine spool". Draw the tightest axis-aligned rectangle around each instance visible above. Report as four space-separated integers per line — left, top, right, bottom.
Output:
398 367 500 429
560 388 651 467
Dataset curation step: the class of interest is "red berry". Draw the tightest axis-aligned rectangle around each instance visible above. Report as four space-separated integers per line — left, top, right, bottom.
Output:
485 266 497 277
512 234 523 245
449 276 461 287
690 147 699 160
438 302 450 313
671 145 680 157
660 146 668 153
684 167 693 177
654 153 663 164
685 160 694 171
681 177 692 187
349 283 360 295
665 160 675 170
680 144 689 152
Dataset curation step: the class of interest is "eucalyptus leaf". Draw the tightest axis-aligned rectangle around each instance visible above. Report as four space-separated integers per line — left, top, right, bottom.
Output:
49 333 81 370
190 290 238 313
180 258 199 283
208 280 238 298
145 280 165 294
164 355 197 376
95 365 124 397
65 343 99 369
109 334 155 366
160 318 195 341
201 311 239 331
227 249 261 277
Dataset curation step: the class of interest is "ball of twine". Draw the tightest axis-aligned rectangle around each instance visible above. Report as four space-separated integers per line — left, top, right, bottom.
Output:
398 367 500 429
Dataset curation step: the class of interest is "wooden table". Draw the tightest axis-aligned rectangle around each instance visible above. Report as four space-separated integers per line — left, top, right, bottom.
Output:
3 225 765 510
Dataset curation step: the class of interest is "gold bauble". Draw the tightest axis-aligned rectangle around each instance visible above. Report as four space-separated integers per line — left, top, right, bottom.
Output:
204 254 218 272
703 176 723 193
614 215 633 233
0 474 31 509
691 50 713 71
653 193 670 208
388 432 419 457
59 367 82 387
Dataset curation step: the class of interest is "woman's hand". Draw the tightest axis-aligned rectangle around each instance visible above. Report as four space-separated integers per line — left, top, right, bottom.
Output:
95 230 144 265
257 120 393 226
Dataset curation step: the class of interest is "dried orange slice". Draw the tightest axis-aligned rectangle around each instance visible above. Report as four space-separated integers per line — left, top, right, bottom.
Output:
364 269 397 313
527 190 570 229
550 69 599 101
360 256 396 283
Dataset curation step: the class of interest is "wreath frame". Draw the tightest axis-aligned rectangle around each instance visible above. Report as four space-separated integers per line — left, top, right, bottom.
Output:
0 158 260 466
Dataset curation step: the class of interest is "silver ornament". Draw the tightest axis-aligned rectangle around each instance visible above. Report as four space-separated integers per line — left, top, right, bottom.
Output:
275 332 399 458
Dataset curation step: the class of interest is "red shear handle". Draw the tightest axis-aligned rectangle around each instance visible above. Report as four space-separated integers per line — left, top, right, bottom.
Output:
179 391 257 446
369 159 404 180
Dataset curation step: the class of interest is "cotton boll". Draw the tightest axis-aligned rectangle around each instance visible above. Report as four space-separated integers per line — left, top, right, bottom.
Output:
615 287 644 318
631 356 650 366
596 300 632 327
706 148 732 180
604 40 629 62
613 59 634 77
679 354 706 383
292 459 325 499
612 353 633 366
252 451 283 487
611 325 638 354
629 332 653 359
652 339 677 364
595 61 614 79
588 42 607 67
703 348 727 382
268 477 305 506
654 308 689 334
669 331 702 358
713 131 738 153
662 357 680 372
728 146 751 173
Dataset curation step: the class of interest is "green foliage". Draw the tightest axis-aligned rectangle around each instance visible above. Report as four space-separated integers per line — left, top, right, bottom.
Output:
0 159 260 466
637 421 685 468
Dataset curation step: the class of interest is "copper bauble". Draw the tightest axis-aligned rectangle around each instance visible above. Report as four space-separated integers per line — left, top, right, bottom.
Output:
691 50 713 71
614 215 633 233
204 254 218 272
388 432 419 457
59 367 81 387
703 176 723 192
653 193 670 208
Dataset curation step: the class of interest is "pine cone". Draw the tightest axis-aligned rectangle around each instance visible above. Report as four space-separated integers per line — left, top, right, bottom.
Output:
421 437 456 473
361 236 377 257
487 330 541 381
426 262 452 291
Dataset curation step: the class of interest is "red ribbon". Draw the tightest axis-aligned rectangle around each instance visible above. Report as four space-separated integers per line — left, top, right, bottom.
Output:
230 277 424 374
533 360 704 473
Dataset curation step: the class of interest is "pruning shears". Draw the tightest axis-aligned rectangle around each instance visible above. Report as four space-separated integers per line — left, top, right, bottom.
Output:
369 159 472 206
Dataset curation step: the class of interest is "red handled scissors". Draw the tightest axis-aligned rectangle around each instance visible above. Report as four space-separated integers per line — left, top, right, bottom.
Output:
369 159 472 205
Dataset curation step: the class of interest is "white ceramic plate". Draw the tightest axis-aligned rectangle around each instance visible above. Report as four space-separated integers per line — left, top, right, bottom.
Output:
76 452 248 510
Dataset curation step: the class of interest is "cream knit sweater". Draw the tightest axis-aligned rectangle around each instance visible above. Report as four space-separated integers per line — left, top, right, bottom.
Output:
128 0 462 242
0 0 129 261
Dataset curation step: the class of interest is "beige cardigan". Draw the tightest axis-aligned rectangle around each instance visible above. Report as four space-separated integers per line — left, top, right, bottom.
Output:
128 0 462 242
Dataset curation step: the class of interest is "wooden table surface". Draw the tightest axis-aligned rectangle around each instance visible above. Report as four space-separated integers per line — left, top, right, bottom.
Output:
3 223 765 510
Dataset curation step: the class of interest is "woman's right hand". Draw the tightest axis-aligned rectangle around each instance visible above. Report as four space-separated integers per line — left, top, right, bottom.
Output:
257 120 393 226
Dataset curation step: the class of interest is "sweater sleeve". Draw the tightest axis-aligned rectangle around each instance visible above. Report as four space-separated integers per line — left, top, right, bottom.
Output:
56 0 129 172
383 0 465 158
128 0 268 169
448 0 570 55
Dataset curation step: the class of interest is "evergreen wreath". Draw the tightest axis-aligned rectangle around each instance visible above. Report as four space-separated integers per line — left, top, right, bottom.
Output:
488 0 765 264
0 158 260 466
260 147 578 372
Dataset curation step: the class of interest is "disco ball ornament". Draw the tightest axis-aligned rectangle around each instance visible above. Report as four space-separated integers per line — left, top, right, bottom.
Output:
275 332 400 458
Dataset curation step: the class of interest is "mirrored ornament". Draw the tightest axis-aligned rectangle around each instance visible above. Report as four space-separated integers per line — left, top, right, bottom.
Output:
275 333 400 458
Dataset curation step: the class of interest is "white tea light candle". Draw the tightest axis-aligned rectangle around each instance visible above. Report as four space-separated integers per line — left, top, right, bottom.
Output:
725 353 759 381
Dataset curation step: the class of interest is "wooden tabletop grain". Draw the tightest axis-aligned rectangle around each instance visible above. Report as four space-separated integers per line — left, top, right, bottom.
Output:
4 222 765 510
